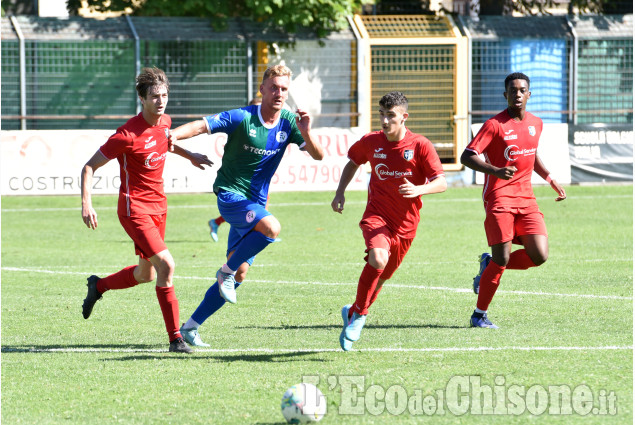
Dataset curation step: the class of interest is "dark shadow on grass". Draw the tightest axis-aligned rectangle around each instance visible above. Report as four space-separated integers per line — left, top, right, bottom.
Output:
237 323 464 330
1 344 164 353
102 350 330 363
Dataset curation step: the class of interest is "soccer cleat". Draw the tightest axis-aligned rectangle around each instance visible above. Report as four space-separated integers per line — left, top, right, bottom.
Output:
473 252 492 294
344 311 367 342
82 275 103 319
217 268 237 304
169 337 193 353
209 219 219 242
180 324 210 347
469 311 499 329
339 305 353 351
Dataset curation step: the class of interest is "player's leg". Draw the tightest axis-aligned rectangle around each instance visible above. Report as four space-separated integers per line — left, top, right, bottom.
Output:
366 236 412 311
181 255 250 347
508 212 549 269
471 211 513 329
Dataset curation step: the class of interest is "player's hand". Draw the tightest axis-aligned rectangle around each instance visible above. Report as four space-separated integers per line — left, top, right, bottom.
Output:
331 193 345 214
82 206 98 229
398 178 420 198
550 179 567 202
295 109 312 132
495 166 517 180
189 153 213 170
167 131 175 152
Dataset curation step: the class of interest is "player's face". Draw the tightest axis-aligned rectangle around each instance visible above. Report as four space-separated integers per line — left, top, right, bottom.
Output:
379 105 408 141
260 75 290 111
140 84 169 116
504 79 531 112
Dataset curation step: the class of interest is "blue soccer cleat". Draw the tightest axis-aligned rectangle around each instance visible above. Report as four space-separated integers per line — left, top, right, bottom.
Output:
473 252 492 294
339 305 353 351
469 311 499 329
180 324 210 347
217 268 237 304
344 311 367 342
208 219 219 242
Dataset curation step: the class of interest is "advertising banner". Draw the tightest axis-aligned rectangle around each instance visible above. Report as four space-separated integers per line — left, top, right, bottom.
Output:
1 128 367 196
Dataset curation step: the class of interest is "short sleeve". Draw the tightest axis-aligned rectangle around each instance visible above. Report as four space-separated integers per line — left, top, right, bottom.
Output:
100 130 131 160
347 137 369 166
419 139 445 181
466 119 498 155
204 109 247 135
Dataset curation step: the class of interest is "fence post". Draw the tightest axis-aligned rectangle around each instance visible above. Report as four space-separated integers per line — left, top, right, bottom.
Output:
10 16 27 130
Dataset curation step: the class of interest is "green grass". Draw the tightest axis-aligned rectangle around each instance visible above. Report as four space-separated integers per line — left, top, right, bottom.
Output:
1 185 632 424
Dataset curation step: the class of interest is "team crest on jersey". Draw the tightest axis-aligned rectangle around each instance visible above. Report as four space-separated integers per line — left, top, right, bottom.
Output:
528 126 536 136
403 150 414 161
249 128 257 137
246 210 256 223
276 131 288 143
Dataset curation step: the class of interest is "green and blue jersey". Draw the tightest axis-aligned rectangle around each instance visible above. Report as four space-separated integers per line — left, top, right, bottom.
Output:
204 105 305 205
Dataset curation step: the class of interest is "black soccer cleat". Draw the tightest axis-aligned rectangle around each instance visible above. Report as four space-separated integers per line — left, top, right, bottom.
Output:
82 275 103 319
169 337 193 354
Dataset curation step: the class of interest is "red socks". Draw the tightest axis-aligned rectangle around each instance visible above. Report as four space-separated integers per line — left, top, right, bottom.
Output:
156 286 181 341
506 249 537 270
476 261 506 311
351 263 384 317
215 216 225 226
96 265 138 293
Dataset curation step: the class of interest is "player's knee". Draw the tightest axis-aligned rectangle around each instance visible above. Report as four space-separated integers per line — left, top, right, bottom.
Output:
259 216 281 239
368 250 389 269
135 268 155 283
531 252 548 266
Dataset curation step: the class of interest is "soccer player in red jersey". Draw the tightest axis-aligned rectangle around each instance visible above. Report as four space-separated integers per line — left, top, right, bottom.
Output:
331 91 447 351
461 72 567 329
80 67 212 353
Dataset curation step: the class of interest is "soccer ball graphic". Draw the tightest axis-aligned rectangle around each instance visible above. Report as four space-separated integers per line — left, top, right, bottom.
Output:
280 383 326 423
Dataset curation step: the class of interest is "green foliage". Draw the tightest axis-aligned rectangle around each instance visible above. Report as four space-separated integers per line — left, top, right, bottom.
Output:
67 0 373 38
1 185 633 423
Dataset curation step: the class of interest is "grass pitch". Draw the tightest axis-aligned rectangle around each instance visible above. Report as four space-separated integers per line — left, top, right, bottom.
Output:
1 184 632 424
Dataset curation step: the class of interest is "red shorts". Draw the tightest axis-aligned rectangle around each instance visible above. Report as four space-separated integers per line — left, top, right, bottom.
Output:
484 209 547 246
118 213 167 259
360 220 413 280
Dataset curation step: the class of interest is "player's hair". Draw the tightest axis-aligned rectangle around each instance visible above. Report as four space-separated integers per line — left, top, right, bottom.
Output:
262 64 293 84
249 97 262 106
136 67 170 98
379 91 408 111
504 72 530 90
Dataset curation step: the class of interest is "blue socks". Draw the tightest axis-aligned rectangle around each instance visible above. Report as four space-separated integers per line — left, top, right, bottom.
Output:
227 231 276 271
191 280 242 325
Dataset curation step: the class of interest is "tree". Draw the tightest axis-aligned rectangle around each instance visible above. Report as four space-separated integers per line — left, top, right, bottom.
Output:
469 0 631 16
67 0 373 38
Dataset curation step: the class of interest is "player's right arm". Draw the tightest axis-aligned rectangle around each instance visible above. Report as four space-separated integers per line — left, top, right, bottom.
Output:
81 150 110 229
331 160 360 214
460 150 517 180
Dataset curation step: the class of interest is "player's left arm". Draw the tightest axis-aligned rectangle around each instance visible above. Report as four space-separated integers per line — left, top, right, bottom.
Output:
399 175 447 198
169 144 213 170
295 108 324 160
534 154 566 201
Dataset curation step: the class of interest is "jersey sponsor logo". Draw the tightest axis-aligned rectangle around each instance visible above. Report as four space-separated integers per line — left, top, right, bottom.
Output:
276 131 288 143
144 136 156 149
504 134 518 141
528 126 536 136
403 149 414 161
374 152 387 159
504 129 514 135
144 151 167 168
374 163 413 180
246 210 256 223
243 144 282 156
504 145 537 161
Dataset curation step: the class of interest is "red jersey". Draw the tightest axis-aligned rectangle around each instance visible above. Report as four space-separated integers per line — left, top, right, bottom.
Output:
466 110 543 213
348 129 444 239
100 113 171 217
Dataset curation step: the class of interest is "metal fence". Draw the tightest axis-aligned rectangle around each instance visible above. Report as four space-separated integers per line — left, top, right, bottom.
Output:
2 14 632 135
459 14 633 126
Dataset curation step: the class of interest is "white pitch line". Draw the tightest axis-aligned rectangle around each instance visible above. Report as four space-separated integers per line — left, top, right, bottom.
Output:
1 345 632 354
2 267 632 301
1 193 632 213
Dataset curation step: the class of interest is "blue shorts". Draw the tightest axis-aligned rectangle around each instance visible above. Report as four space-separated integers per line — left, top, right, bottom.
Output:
217 190 271 265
